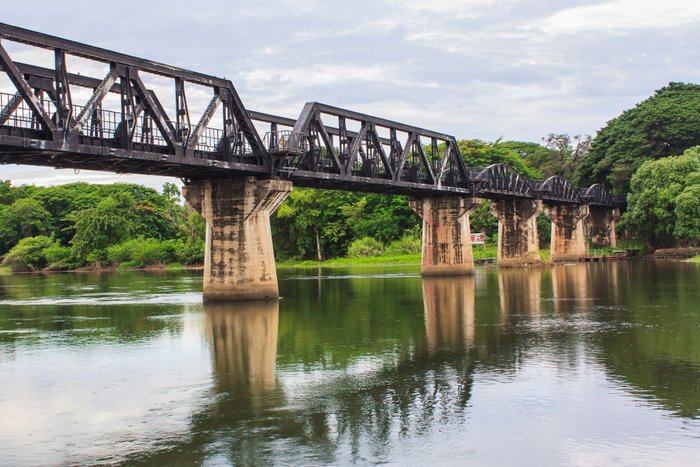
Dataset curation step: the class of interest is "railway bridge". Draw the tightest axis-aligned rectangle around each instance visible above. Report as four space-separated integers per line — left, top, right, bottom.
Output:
0 23 623 300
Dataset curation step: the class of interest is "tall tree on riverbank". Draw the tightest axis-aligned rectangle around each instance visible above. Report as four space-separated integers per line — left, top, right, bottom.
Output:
623 147 700 247
574 82 700 193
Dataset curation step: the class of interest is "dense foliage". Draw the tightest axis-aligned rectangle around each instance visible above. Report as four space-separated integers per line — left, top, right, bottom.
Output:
0 181 204 271
575 82 700 193
623 147 700 247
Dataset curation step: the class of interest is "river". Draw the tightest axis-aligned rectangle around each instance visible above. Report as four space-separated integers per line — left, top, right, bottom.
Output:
0 261 699 466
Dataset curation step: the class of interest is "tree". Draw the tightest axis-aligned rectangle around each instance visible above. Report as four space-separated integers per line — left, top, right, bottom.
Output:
1 236 57 272
458 139 542 178
623 147 700 247
575 82 700 193
0 198 51 253
70 193 137 259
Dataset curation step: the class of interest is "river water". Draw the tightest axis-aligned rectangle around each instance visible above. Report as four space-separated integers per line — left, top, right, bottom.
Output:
0 261 699 466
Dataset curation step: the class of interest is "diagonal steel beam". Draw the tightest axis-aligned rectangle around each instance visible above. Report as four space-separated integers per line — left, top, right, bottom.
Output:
129 71 179 153
186 93 222 152
71 67 118 136
345 122 367 173
313 112 342 173
0 91 22 125
0 40 56 132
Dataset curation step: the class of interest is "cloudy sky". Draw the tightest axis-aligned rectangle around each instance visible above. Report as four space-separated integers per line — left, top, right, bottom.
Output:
2 0 699 189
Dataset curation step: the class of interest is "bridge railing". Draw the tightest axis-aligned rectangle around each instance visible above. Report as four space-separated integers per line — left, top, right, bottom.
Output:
263 130 307 155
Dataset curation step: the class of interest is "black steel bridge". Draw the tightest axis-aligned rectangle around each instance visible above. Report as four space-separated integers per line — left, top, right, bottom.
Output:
0 23 622 208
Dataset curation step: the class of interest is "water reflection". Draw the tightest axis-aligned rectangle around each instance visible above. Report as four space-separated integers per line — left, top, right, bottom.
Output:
2 263 700 465
498 268 542 320
205 301 279 394
422 276 475 353
551 263 590 313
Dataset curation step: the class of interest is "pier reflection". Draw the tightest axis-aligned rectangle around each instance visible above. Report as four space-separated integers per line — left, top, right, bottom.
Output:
422 276 475 353
551 263 590 313
204 300 279 395
498 268 542 323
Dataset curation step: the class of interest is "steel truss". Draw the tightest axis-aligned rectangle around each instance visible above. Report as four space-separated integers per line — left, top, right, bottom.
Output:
0 23 621 207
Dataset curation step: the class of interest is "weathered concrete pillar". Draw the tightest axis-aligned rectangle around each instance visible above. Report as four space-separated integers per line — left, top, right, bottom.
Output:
409 197 481 276
491 199 542 267
183 177 292 301
587 206 620 247
545 204 589 262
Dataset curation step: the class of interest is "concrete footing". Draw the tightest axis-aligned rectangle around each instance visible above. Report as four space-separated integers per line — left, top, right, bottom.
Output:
587 206 620 248
183 177 292 301
545 204 589 262
491 199 542 267
409 197 480 276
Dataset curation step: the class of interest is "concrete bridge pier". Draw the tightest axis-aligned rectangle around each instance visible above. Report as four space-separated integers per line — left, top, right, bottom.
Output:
491 199 542 267
545 204 589 262
183 177 292 301
587 206 620 247
409 197 481 276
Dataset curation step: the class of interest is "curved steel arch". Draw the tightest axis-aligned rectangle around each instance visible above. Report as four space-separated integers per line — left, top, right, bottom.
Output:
581 183 615 207
473 163 532 198
536 175 581 204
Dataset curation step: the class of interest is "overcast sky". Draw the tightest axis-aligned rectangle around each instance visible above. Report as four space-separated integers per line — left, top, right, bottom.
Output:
2 0 699 189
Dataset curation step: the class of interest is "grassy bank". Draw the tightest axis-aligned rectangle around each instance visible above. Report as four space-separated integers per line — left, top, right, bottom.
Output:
278 244 502 268
688 255 700 263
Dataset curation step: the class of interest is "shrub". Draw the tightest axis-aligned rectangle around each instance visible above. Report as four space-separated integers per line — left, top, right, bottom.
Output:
385 234 421 255
1 236 56 271
104 237 205 267
347 237 384 257
44 244 81 270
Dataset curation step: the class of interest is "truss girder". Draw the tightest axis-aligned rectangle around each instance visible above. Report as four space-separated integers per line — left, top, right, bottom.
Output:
287 102 469 190
536 176 582 204
581 183 616 207
0 23 621 206
0 22 267 167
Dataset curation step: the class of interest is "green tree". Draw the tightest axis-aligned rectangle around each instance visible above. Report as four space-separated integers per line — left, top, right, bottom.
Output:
623 147 700 247
575 82 700 193
71 193 137 259
1 236 57 272
458 139 542 178
0 198 51 253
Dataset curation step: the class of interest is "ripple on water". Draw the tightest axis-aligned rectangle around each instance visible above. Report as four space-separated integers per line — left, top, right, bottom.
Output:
0 292 203 306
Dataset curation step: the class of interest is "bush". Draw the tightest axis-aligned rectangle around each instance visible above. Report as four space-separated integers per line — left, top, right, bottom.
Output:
1 236 56 271
44 244 81 270
347 237 384 257
106 237 178 267
385 234 421 255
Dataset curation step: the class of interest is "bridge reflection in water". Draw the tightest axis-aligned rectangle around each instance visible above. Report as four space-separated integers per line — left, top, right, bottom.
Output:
102 262 700 465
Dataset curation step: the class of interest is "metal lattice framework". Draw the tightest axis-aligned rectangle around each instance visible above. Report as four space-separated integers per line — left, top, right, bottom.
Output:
472 164 532 198
0 22 268 179
581 183 615 207
535 176 582 204
0 23 621 207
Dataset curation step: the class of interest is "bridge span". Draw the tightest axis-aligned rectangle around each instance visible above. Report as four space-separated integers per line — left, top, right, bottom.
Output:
0 23 623 300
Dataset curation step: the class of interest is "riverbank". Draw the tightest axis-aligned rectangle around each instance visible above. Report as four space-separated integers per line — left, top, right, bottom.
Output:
2 242 654 274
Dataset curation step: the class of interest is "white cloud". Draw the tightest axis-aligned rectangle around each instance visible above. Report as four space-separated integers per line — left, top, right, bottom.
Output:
535 0 700 33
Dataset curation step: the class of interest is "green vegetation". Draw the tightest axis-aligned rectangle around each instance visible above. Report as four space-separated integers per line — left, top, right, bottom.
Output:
575 82 700 193
0 181 204 272
622 147 700 247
